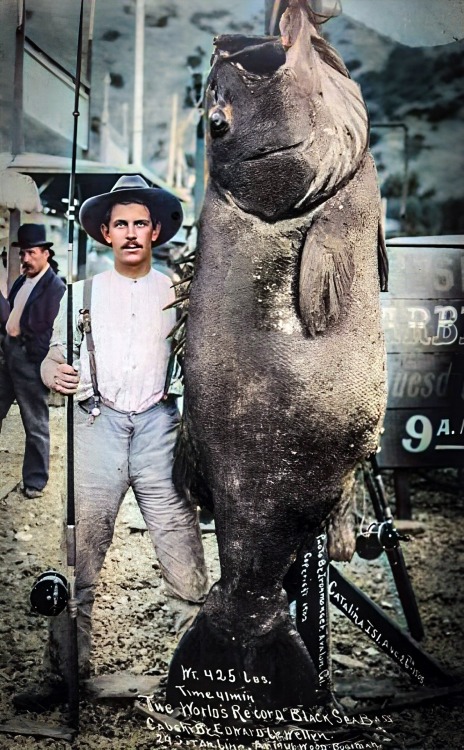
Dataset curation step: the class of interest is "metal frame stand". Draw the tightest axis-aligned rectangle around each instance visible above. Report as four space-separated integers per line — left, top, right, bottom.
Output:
293 482 456 707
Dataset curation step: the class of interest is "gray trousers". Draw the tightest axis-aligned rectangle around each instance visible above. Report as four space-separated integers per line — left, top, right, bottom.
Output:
49 397 209 680
0 335 50 490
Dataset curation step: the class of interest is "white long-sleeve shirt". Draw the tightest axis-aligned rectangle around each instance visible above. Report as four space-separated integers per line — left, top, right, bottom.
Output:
46 268 178 413
6 265 49 336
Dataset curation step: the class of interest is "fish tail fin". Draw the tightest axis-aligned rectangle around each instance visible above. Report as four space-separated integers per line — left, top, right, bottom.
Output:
166 609 327 716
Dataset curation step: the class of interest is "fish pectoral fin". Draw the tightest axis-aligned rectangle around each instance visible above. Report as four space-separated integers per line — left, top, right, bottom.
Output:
298 224 354 337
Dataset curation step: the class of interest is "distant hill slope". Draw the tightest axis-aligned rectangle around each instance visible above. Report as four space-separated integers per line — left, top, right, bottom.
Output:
328 16 464 233
88 0 264 171
28 1 463 235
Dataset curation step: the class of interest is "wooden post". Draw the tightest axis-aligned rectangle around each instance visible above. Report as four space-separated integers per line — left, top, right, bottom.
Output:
7 208 21 292
166 94 178 187
192 72 205 220
132 0 145 165
295 532 333 698
394 468 412 520
265 0 286 35
99 73 110 162
6 1 25 292
12 0 25 156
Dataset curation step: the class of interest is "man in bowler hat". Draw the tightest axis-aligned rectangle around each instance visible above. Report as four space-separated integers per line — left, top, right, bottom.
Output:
15 176 209 710
0 224 65 498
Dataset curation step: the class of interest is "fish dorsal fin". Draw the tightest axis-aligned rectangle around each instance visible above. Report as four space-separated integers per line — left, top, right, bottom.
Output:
163 246 196 360
280 0 368 211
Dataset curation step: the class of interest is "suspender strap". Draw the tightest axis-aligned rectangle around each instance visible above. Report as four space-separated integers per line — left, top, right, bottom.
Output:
79 278 176 408
80 278 101 412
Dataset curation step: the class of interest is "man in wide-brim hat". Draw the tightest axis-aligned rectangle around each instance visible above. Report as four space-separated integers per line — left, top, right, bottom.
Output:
0 223 65 499
15 176 209 711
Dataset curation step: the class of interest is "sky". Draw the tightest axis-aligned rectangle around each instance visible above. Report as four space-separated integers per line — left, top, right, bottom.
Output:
341 0 464 46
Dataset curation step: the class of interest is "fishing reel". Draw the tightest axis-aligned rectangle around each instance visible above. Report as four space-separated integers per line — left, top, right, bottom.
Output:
356 520 410 560
30 569 68 616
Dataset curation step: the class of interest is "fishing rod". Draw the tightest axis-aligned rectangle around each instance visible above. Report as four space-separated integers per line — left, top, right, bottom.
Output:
27 0 85 734
64 0 85 729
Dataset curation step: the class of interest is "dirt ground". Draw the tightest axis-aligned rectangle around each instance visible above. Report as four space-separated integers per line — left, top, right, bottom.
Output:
0 403 463 749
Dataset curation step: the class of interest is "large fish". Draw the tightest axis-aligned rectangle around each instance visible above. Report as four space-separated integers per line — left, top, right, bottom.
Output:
167 0 388 714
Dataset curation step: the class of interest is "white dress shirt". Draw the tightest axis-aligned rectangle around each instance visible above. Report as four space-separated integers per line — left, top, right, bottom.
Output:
49 268 177 413
6 265 49 336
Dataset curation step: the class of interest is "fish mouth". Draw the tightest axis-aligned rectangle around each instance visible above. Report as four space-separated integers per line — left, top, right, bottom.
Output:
241 139 306 163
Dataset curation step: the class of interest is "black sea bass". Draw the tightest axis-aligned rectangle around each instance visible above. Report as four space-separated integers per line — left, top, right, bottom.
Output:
168 0 388 712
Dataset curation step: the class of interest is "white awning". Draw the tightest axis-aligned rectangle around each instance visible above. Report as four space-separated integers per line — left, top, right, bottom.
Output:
0 169 42 212
2 151 185 200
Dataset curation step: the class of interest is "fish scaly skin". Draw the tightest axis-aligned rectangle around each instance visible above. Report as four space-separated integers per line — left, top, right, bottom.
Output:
167 0 387 715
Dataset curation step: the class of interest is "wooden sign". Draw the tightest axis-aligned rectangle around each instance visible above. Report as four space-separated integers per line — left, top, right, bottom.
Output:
377 238 464 469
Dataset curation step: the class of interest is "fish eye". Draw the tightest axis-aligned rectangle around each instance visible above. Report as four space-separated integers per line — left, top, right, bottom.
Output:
209 109 229 138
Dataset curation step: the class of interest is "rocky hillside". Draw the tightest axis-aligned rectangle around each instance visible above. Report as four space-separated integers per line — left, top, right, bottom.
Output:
25 0 464 236
326 14 464 235
86 2 463 236
88 0 264 174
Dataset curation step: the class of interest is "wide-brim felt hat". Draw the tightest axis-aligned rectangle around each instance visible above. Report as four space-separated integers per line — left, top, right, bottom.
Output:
79 174 183 247
12 223 53 250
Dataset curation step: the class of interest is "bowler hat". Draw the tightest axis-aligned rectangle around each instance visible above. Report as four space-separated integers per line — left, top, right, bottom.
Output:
12 224 53 250
79 175 183 248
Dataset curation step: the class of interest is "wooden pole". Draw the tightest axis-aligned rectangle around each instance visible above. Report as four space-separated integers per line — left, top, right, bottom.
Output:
100 73 110 162
12 0 25 156
166 94 178 186
7 0 25 291
265 0 286 35
132 0 145 165
7 208 21 292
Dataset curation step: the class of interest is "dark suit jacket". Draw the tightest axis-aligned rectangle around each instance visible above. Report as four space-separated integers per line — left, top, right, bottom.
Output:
3 267 66 362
